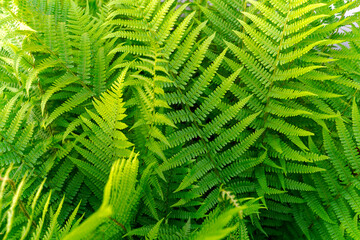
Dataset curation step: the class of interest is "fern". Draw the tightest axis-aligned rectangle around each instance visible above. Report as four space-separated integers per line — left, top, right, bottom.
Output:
0 165 82 240
66 67 133 202
2 0 360 239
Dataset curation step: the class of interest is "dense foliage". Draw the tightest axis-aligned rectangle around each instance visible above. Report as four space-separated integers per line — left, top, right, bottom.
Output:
1 0 360 239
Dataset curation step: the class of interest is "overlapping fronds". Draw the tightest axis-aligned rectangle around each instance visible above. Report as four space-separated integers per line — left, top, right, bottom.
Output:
65 67 133 202
0 165 82 240
106 0 190 165
192 0 360 237
2 0 360 239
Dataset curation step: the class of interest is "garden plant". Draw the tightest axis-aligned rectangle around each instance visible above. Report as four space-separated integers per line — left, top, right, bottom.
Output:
0 0 360 239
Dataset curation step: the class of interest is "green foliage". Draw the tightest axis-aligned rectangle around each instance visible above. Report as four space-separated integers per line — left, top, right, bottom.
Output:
1 0 360 239
0 165 82 240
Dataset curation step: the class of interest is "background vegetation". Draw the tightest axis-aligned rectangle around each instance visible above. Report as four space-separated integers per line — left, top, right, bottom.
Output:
0 0 360 239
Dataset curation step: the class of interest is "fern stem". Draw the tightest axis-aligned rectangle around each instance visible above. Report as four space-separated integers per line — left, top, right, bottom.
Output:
169 73 224 183
260 4 291 138
0 176 37 228
108 217 127 233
